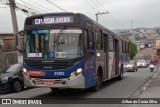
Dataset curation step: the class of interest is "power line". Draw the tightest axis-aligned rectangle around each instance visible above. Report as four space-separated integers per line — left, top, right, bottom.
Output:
84 0 97 13
46 0 67 12
0 7 10 15
92 0 123 29
95 0 127 29
27 0 54 12
16 2 41 14
85 0 119 29
20 0 46 13
0 6 8 8
90 0 104 12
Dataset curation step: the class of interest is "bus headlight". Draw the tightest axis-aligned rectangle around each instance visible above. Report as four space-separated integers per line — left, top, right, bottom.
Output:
69 68 82 80
76 68 82 74
22 68 30 77
22 68 27 73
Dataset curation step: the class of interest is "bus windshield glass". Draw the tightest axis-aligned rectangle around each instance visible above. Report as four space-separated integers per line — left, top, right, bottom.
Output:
24 29 83 59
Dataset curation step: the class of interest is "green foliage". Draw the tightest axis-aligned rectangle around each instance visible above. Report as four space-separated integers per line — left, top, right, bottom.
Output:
121 34 137 59
129 41 137 59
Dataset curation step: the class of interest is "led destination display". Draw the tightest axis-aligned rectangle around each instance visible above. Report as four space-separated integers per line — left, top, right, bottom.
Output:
33 16 73 25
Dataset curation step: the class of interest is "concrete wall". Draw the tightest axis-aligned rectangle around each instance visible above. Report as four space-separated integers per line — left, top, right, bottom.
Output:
0 33 23 67
0 33 24 52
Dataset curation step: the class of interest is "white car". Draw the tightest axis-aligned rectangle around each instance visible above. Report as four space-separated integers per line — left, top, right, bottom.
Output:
126 60 138 72
137 60 147 68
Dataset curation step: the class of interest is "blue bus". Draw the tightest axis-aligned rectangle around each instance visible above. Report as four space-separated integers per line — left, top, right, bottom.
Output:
16 12 129 91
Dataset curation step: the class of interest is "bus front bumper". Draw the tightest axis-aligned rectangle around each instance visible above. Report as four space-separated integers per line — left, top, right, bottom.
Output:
23 74 85 89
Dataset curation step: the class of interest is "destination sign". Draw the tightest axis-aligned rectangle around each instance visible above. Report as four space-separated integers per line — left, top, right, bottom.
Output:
34 16 73 25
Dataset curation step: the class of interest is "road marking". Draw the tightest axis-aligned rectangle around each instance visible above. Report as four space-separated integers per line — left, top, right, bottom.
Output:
153 72 158 78
143 87 146 91
142 67 160 93
146 83 149 86
148 80 151 83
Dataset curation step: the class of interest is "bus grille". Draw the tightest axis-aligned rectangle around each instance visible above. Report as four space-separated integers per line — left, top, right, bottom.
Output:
32 78 63 85
24 58 81 70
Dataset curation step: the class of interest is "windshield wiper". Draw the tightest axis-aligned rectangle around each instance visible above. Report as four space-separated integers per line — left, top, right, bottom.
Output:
53 26 67 51
54 26 66 43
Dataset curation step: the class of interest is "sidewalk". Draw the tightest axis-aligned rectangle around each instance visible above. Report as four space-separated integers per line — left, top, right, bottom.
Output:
140 69 160 98
127 65 160 107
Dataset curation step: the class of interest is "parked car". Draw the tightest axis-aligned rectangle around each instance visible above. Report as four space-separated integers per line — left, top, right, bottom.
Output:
126 60 138 72
137 60 147 68
0 63 24 92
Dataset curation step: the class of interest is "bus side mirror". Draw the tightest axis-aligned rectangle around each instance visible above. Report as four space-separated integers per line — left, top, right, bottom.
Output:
15 31 24 53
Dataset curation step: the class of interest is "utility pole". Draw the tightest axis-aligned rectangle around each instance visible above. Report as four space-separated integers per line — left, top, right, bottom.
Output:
8 0 19 63
9 0 19 36
95 12 109 22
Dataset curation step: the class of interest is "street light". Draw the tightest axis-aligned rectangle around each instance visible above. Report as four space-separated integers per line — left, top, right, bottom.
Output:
95 12 109 22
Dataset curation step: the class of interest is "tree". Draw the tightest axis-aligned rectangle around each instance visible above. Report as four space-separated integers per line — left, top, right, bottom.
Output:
129 41 137 59
121 34 137 59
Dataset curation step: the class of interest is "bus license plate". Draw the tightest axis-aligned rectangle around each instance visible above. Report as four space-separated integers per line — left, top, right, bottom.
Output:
43 80 54 85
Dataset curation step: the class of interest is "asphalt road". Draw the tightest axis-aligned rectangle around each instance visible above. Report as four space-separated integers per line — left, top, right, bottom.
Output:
0 66 159 107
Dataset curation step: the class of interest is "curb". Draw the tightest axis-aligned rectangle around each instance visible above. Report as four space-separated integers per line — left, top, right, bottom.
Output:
142 65 160 92
127 65 160 99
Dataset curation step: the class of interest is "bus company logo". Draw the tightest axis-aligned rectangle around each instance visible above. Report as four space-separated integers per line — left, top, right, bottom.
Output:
2 99 11 104
42 61 54 63
43 66 52 69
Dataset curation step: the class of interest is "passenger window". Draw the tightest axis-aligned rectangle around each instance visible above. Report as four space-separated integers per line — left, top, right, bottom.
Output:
96 29 103 50
109 35 114 51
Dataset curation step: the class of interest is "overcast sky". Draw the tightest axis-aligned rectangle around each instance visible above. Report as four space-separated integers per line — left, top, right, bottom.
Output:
0 0 160 33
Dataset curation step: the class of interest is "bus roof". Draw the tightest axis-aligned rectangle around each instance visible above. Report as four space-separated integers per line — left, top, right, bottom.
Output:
25 12 128 42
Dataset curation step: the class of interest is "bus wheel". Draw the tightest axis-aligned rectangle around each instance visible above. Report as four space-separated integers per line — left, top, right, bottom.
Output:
91 71 102 92
118 67 123 80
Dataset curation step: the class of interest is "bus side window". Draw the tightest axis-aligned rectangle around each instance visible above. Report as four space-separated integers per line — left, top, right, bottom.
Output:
123 41 126 53
87 30 94 50
96 29 103 50
109 35 114 51
84 29 87 50
119 40 122 53
84 29 95 51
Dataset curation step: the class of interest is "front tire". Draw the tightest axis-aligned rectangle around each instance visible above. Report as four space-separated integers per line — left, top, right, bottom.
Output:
12 80 23 92
90 71 102 92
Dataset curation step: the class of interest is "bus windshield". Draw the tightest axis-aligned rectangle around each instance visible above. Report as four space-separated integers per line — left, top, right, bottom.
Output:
24 29 83 59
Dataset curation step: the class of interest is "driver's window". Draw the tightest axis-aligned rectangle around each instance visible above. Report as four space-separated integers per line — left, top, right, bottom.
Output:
85 29 94 50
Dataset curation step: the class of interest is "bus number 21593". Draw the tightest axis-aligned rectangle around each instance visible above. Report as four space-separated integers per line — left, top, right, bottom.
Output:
54 72 65 76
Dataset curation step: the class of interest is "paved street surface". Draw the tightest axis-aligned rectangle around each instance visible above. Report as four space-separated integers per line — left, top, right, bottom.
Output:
126 65 160 107
0 66 159 107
